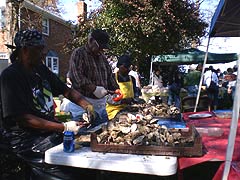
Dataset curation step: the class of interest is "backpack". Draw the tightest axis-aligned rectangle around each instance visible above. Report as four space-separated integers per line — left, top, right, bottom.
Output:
207 81 217 93
207 72 217 93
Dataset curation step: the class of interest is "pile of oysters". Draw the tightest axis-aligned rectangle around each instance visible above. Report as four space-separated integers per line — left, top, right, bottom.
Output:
124 102 181 119
96 110 194 147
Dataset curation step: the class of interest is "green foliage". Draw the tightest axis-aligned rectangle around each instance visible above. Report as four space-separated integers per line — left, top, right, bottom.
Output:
65 0 208 82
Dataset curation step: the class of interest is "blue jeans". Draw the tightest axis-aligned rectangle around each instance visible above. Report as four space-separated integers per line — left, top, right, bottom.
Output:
186 85 198 97
168 88 180 108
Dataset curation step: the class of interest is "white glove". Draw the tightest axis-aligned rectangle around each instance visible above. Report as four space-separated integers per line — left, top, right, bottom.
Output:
63 121 80 135
93 86 108 98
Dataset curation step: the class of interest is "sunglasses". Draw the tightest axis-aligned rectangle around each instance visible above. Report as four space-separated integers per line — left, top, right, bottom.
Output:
90 37 100 49
94 39 99 48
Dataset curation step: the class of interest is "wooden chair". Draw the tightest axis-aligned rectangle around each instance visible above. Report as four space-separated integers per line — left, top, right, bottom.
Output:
181 95 211 112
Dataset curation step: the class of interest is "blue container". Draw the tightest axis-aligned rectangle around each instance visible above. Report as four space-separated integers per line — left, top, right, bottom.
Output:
157 119 186 128
63 131 75 153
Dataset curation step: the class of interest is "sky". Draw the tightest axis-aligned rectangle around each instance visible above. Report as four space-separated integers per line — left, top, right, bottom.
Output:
0 0 5 6
59 0 102 23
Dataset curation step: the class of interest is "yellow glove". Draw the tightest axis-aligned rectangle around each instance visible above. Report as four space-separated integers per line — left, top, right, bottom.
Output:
85 104 95 122
86 104 94 114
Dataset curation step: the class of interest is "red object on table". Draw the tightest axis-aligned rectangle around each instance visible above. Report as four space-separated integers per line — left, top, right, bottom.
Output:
178 111 240 179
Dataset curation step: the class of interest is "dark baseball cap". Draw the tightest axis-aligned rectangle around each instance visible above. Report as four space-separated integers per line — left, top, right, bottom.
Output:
91 29 110 49
117 55 132 68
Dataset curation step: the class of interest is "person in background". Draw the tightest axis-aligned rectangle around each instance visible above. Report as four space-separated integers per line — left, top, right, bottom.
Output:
167 65 183 108
1 29 96 179
68 29 119 126
231 65 238 99
196 63 203 72
129 64 142 98
226 67 237 103
203 66 219 110
106 55 137 120
184 64 201 97
233 65 238 75
150 68 164 103
151 68 163 88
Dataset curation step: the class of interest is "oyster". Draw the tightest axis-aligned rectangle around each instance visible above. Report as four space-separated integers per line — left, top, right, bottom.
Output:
94 102 187 147
133 135 145 145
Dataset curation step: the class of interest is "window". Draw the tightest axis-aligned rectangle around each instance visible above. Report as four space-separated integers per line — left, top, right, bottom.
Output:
42 18 49 35
45 51 59 75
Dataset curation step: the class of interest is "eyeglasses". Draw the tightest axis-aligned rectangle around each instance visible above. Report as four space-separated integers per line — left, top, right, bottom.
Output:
90 36 100 49
94 39 100 49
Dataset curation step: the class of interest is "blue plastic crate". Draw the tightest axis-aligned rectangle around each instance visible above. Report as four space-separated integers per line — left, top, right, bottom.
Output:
157 119 186 128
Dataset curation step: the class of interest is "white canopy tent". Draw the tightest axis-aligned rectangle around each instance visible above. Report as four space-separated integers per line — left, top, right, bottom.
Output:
194 0 240 179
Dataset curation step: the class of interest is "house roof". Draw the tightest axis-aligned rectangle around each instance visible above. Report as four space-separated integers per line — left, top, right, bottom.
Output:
23 0 74 28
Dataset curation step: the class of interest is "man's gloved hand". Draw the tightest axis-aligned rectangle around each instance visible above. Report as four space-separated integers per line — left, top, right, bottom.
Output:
86 104 94 115
63 121 80 135
93 86 108 98
86 104 95 122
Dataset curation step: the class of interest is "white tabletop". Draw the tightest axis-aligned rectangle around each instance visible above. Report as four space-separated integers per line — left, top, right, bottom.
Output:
45 144 178 176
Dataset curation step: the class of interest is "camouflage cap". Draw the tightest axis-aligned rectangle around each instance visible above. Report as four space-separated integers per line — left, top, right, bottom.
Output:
14 29 45 48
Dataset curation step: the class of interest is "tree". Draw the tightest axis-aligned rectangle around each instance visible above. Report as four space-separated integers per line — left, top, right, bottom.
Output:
66 0 208 82
29 0 62 16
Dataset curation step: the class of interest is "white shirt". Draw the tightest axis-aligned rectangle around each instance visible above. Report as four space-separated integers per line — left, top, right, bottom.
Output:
151 73 163 88
203 70 218 88
129 70 141 88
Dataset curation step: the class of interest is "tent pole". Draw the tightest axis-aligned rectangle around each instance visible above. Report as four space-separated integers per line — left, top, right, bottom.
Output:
222 55 240 180
194 37 210 112
150 58 153 85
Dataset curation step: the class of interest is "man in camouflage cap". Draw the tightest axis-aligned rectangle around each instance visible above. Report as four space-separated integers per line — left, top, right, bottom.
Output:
14 29 45 47
1 29 96 179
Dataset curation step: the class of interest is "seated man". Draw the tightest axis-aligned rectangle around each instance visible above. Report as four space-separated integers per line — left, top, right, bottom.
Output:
1 29 96 179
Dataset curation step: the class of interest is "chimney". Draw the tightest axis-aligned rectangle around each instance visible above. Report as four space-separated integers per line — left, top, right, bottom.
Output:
77 1 87 23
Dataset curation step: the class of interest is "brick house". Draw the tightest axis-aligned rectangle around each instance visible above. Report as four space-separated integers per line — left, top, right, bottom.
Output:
0 0 86 79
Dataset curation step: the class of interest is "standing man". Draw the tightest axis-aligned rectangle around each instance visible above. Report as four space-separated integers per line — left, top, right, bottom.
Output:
184 64 201 97
69 29 119 126
203 66 219 110
1 29 96 179
167 65 183 108
106 55 136 120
